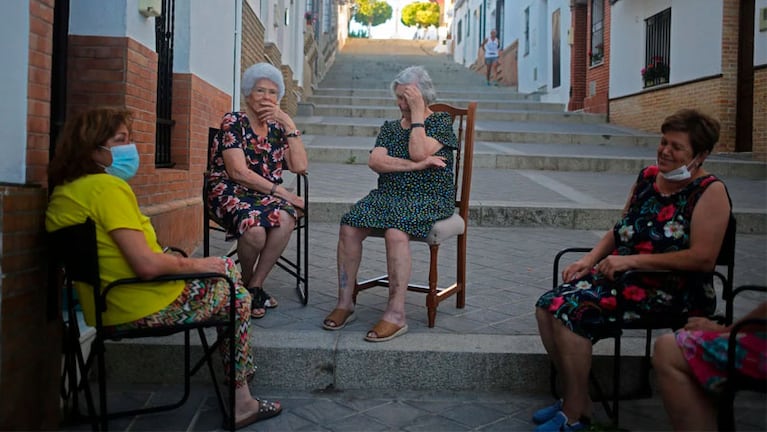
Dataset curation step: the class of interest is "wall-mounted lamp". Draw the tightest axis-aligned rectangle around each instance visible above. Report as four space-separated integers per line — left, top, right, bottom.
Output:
139 0 162 18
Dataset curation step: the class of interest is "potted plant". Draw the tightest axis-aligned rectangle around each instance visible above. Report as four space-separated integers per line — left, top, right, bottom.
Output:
304 11 314 26
641 56 670 87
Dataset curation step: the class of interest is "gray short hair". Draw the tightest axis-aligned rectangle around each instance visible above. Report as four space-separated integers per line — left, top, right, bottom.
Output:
390 66 437 105
241 62 285 100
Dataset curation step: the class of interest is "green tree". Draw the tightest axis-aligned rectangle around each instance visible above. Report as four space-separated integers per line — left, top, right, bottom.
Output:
400 2 440 29
353 0 393 35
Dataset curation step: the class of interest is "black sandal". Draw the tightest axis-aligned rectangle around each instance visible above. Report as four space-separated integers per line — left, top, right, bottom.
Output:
249 287 278 310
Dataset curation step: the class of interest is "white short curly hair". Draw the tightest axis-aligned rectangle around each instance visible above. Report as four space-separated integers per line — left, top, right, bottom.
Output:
241 62 285 100
390 65 437 105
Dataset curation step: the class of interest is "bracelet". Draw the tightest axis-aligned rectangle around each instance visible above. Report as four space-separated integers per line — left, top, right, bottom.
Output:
270 183 277 195
410 123 425 129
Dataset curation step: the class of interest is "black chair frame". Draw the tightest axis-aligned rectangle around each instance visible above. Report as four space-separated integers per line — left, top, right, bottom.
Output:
203 127 309 305
550 213 736 426
718 284 767 432
52 218 237 431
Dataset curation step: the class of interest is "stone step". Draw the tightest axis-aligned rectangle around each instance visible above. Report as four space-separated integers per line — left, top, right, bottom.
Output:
304 104 606 124
311 87 538 101
103 331 653 395
305 95 564 111
294 117 659 147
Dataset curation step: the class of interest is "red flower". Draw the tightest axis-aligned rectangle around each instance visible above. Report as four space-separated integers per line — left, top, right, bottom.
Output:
657 204 675 222
599 297 617 310
635 240 653 254
267 210 281 225
622 285 646 302
644 165 659 177
548 296 565 312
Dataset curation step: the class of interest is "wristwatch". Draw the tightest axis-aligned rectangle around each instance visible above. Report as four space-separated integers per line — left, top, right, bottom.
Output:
286 129 301 138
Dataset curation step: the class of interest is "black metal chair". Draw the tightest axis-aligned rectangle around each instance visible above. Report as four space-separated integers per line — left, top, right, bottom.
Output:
50 218 237 431
718 284 767 432
550 213 736 426
203 127 309 304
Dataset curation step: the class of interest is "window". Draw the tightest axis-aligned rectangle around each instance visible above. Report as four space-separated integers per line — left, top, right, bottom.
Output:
322 0 330 33
466 12 470 37
457 19 462 44
643 8 671 88
155 0 175 167
524 7 529 55
590 0 604 65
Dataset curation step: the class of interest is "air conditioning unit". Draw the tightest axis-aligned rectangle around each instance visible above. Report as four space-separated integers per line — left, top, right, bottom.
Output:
760 7 767 32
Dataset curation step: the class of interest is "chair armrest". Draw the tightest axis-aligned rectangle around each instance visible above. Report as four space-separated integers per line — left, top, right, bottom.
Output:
162 246 188 257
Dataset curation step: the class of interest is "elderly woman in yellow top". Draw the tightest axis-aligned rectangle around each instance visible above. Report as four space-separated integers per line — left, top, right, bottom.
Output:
46 107 281 429
206 62 308 319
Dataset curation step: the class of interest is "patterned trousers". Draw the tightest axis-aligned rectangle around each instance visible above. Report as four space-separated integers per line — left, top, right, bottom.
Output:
113 258 256 388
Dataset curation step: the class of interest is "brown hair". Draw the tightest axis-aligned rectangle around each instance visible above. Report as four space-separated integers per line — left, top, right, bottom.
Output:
661 109 720 156
48 107 133 188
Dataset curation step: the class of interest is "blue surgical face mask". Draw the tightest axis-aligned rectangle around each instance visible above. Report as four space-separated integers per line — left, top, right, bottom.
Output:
101 143 139 181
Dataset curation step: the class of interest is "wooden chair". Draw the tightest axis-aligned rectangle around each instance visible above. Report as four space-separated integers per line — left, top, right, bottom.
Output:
50 218 237 431
718 284 767 432
203 127 309 304
353 102 478 328
550 213 736 426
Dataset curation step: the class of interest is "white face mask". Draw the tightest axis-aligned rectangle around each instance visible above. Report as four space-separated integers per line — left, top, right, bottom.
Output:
658 157 698 182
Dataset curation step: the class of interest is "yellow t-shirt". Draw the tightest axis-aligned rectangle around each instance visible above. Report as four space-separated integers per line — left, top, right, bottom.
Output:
46 174 184 326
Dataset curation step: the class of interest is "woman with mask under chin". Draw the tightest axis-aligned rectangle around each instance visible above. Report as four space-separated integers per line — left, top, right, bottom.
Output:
530 109 731 432
46 108 282 429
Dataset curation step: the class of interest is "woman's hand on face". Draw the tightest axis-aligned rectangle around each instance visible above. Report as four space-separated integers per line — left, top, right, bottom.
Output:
402 85 425 113
255 101 293 128
418 155 447 170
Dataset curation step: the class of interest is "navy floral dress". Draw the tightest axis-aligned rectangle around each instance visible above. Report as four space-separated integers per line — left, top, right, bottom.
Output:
536 166 724 343
341 112 458 238
206 112 298 241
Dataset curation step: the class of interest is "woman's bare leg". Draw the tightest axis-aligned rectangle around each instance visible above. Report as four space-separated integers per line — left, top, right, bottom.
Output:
335 224 371 310
553 320 593 422
375 228 410 328
248 211 295 288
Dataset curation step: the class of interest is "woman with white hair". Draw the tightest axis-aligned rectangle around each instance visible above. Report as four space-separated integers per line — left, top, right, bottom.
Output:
206 62 308 319
322 65 458 342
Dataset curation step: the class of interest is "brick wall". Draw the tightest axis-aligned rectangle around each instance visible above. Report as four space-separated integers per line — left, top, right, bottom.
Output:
754 66 767 160
0 186 59 430
496 40 518 88
0 1 60 429
568 1 587 111
583 0 610 114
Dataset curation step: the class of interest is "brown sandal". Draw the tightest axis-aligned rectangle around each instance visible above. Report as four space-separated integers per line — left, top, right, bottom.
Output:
364 320 408 342
322 308 356 330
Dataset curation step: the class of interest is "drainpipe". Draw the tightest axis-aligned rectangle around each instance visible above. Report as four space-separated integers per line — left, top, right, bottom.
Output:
233 0 243 111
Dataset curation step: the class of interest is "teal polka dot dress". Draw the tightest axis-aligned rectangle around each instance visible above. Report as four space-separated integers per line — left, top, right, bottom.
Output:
341 112 458 238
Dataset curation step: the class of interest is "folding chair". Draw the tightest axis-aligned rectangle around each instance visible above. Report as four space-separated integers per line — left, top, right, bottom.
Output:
50 218 237 431
550 213 736 426
353 102 478 327
718 284 767 432
203 127 309 304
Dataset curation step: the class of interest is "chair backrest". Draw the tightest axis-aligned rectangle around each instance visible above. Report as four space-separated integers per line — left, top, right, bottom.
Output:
428 102 478 221
49 218 101 290
716 213 736 267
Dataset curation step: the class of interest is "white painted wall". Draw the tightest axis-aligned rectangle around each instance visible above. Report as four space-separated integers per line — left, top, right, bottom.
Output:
181 1 237 97
540 0 571 106
610 0 723 99
69 0 155 50
505 0 547 94
0 0 29 184
756 0 767 66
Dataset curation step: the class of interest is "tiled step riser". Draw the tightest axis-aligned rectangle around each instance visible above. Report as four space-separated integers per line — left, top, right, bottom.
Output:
310 106 606 124
102 336 650 395
305 201 765 234
306 96 564 111
296 123 658 147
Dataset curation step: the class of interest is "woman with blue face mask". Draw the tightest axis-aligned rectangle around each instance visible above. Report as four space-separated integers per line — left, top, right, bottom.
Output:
46 108 282 429
531 109 732 432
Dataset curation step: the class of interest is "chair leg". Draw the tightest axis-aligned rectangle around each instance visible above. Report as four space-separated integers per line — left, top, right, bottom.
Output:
611 336 621 427
717 387 736 432
427 244 439 328
456 233 467 309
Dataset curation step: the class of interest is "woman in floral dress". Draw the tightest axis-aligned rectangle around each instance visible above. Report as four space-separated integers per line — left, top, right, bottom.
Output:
207 63 307 319
531 109 731 432
321 66 458 342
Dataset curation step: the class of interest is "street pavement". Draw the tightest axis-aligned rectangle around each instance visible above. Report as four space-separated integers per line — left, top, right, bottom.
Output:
61 39 767 431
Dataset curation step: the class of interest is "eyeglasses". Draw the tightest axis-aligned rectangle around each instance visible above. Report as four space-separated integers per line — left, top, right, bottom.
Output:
253 87 279 97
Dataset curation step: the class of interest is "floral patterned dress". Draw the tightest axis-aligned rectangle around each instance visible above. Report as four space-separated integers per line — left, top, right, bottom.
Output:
341 112 458 238
206 111 298 241
536 166 724 343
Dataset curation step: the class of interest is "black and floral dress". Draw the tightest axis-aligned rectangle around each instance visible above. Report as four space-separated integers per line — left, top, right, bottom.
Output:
536 166 724 343
341 112 458 238
206 111 298 241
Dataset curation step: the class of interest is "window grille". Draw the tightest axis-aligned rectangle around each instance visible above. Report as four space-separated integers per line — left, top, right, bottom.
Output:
643 8 671 88
590 0 604 65
457 20 462 44
524 7 529 55
155 0 175 167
